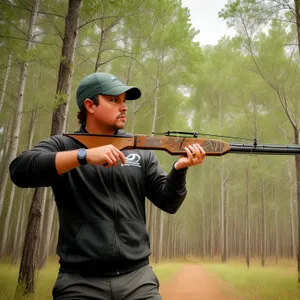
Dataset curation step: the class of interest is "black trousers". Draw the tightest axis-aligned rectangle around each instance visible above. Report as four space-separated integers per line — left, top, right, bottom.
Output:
52 264 162 300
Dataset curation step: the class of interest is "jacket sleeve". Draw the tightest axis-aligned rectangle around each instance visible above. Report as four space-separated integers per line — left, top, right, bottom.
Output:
9 136 66 188
145 151 188 214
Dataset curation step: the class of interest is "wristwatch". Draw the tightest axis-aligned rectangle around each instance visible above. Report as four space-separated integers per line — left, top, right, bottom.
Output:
77 148 87 165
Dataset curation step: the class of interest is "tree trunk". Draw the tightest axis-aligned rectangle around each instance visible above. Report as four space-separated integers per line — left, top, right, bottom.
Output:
294 0 300 51
38 188 47 241
146 200 152 238
153 209 163 264
274 186 279 264
0 113 13 177
0 0 40 218
245 169 250 268
210 166 215 258
38 195 56 268
158 211 164 262
210 193 215 258
201 200 206 259
16 188 45 296
290 186 296 258
95 28 106 72
294 128 300 281
0 52 12 113
234 195 237 257
50 0 81 137
225 188 228 260
149 79 160 261
255 211 258 257
151 206 157 261
261 181 266 267
0 184 16 256
221 160 227 263
28 105 37 151
11 191 25 264
18 191 31 260
50 217 59 255
17 0 82 295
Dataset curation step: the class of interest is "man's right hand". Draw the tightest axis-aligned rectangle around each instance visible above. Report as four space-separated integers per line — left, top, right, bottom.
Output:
86 145 126 167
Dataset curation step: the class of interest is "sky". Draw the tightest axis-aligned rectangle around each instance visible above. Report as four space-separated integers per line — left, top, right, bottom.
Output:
182 0 235 46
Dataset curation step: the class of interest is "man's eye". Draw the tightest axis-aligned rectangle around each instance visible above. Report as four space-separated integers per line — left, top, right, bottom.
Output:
111 98 118 102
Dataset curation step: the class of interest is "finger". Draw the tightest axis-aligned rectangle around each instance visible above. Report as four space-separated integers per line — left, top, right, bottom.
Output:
191 145 204 163
116 149 126 165
103 157 114 167
109 151 119 167
112 148 128 166
188 144 205 164
195 143 206 157
111 148 120 160
188 145 198 159
185 146 195 159
111 149 126 166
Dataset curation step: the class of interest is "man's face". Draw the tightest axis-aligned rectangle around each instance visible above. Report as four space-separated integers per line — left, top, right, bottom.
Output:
90 92 128 132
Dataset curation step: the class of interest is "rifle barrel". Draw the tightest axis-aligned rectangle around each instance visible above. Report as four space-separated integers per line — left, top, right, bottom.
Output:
229 143 300 155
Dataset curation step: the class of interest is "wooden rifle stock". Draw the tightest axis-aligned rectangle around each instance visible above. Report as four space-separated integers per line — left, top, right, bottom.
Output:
63 133 231 156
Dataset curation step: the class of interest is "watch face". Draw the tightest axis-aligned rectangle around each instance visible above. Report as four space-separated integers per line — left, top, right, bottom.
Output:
78 148 86 159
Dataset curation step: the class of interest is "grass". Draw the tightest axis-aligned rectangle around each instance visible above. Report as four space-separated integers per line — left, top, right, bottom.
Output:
201 258 300 300
152 262 183 282
0 261 58 300
2 258 300 300
0 263 19 300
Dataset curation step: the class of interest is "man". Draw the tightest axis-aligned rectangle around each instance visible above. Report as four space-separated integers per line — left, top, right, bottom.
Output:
9 72 206 300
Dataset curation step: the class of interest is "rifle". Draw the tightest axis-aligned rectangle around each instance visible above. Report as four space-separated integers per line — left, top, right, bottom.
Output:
63 131 300 156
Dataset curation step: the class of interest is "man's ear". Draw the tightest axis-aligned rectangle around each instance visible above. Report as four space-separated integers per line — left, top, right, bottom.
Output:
83 99 95 113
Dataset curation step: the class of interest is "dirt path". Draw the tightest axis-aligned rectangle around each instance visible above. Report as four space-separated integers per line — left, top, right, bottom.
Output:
159 264 243 300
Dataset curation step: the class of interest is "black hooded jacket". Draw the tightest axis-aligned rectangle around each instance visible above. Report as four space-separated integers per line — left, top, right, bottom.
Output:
9 127 188 275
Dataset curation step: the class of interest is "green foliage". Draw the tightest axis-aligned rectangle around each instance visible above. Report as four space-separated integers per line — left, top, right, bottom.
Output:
54 91 68 109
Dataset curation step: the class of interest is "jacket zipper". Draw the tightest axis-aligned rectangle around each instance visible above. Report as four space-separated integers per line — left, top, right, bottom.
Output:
109 167 120 274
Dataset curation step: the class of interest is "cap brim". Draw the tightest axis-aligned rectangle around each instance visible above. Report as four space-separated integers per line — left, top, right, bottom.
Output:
102 86 141 100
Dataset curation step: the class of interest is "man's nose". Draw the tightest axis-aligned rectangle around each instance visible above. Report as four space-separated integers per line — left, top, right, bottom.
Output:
120 103 127 111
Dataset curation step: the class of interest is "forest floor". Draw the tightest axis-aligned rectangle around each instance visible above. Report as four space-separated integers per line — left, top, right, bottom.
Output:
159 264 244 300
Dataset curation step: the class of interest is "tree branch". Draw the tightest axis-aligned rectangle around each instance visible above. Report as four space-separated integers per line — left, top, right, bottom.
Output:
0 35 60 47
97 55 144 69
78 15 120 30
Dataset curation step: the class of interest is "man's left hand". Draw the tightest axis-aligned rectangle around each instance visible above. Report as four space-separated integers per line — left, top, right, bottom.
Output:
174 143 206 170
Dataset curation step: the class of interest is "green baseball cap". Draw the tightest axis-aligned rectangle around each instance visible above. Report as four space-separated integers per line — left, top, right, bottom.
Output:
76 72 141 108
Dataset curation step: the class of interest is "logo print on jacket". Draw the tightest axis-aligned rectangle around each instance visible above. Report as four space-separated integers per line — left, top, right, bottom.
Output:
122 154 141 168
